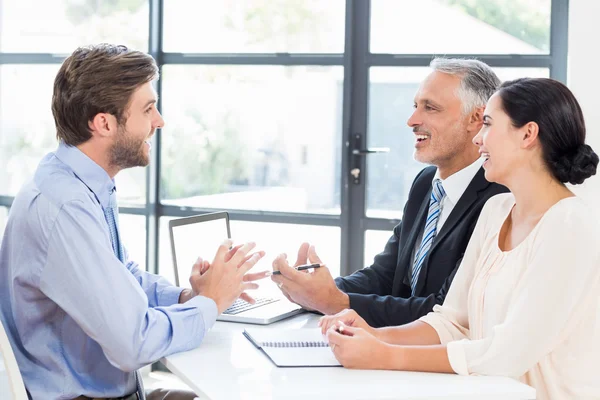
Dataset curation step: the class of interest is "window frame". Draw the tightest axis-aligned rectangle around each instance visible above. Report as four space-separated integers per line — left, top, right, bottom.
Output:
0 0 569 277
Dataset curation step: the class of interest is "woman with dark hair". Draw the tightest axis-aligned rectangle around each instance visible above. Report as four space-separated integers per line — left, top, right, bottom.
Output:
320 78 600 399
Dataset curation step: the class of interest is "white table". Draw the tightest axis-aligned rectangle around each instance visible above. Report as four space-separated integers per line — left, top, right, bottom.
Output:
162 313 536 400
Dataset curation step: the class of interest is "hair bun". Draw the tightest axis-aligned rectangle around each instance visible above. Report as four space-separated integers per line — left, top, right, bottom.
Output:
551 144 599 184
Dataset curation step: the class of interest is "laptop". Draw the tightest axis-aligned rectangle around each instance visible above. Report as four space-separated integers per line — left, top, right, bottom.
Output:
168 212 304 325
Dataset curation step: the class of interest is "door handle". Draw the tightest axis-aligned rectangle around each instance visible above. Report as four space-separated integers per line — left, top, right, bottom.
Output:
350 134 390 185
352 147 390 156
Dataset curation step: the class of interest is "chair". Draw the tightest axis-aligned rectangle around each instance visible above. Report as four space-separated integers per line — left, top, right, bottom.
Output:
0 319 27 399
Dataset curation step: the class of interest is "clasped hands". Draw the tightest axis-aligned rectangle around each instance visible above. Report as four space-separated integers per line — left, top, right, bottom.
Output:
181 239 389 369
270 242 391 369
319 309 393 370
180 239 270 313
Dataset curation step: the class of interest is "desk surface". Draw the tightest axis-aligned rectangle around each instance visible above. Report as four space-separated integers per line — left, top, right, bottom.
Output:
162 313 536 400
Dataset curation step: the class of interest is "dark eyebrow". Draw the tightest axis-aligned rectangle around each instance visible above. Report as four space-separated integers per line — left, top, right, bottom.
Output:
142 98 158 109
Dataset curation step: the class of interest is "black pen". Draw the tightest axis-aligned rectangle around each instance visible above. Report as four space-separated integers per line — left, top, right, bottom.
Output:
271 263 323 275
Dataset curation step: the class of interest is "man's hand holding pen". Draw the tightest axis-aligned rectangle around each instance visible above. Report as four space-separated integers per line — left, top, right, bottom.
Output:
270 242 351 315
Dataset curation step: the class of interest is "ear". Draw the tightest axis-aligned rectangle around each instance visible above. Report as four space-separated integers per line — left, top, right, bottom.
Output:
88 113 119 139
520 121 539 149
466 106 485 133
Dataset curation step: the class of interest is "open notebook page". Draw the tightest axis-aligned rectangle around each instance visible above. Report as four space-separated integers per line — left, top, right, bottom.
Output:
243 328 341 367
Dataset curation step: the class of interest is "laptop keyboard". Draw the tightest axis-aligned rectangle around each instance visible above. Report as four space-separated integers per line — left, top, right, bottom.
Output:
223 297 280 315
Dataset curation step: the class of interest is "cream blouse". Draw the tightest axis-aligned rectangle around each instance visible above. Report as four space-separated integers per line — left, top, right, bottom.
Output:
421 193 600 400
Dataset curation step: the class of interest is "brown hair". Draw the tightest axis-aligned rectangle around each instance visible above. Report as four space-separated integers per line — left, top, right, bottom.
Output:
51 44 158 146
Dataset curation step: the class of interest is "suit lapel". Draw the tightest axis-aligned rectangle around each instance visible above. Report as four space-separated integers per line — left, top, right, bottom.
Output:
412 167 490 295
392 186 432 293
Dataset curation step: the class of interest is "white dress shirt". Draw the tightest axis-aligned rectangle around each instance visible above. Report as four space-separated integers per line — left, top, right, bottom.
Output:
433 157 484 231
408 158 484 281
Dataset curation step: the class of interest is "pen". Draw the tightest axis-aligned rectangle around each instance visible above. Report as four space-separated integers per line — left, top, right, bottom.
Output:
271 263 323 275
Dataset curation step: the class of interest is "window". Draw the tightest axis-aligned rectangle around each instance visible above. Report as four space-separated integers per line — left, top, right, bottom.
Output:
232 221 341 277
370 0 551 55
366 67 550 219
119 214 147 272
0 64 146 203
0 207 8 236
364 229 393 268
0 0 149 52
163 0 345 53
0 1 568 277
160 65 343 214
159 217 341 285
0 65 59 196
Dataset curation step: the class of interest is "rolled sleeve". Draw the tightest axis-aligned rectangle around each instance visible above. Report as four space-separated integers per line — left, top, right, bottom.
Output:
159 286 185 308
447 339 470 375
420 305 470 345
185 295 219 333
41 200 221 371
437 200 600 378
125 260 184 308
421 311 458 345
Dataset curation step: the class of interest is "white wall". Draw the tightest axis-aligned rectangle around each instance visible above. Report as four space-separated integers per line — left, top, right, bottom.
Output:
568 0 600 212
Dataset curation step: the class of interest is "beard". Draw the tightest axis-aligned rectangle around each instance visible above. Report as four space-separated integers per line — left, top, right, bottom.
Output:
414 120 468 165
109 125 151 169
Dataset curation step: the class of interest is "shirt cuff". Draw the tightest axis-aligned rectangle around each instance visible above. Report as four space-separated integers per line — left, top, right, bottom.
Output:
158 286 185 307
185 295 219 331
447 339 470 375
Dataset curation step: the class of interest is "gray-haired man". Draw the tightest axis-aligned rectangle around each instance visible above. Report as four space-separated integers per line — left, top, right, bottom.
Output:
272 58 509 328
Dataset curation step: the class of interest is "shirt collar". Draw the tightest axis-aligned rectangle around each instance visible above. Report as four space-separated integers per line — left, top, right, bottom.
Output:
434 158 484 205
54 141 115 209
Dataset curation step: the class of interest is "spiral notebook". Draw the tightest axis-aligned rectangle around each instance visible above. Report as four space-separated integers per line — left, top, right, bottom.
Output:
243 328 341 367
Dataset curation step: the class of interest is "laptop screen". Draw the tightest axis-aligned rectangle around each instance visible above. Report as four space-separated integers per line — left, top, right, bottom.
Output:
169 213 230 287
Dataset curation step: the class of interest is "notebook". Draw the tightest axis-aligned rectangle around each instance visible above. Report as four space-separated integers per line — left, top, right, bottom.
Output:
243 328 342 367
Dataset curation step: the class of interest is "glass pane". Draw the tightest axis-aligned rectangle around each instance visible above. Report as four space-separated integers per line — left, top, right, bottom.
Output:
115 168 147 206
364 229 394 269
119 214 147 272
159 218 177 286
366 67 429 219
233 221 341 278
163 0 345 53
160 66 343 214
0 207 8 240
0 0 149 52
0 65 147 204
159 217 341 294
371 0 551 55
493 67 549 81
366 67 549 219
0 65 59 196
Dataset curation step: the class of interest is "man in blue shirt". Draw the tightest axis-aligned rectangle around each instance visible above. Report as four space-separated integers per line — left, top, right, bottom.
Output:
0 44 266 400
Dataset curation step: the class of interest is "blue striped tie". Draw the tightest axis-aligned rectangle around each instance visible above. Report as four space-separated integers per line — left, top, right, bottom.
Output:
411 179 446 295
104 189 124 262
103 188 146 400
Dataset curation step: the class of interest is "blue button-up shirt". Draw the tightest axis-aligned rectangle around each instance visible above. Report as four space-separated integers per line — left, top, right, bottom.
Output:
0 142 218 399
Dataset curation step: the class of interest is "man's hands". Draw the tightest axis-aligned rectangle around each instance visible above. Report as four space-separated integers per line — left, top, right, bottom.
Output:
271 243 349 315
183 240 351 316
179 255 211 303
187 240 268 314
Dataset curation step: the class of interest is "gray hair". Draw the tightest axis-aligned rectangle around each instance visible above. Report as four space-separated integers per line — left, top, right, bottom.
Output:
430 58 501 115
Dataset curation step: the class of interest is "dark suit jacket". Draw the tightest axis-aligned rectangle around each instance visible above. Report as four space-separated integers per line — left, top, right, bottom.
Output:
335 166 508 328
